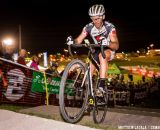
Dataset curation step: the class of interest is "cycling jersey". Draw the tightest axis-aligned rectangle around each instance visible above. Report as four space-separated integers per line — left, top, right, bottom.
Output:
83 21 116 67
83 21 115 45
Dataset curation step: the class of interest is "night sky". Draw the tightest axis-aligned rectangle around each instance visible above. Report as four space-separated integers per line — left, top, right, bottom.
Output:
0 0 160 55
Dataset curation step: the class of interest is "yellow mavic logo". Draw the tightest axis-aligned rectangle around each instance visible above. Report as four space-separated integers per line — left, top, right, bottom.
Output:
89 98 94 105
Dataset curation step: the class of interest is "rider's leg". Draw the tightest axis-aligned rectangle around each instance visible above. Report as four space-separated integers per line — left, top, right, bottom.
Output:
98 49 112 92
99 49 112 78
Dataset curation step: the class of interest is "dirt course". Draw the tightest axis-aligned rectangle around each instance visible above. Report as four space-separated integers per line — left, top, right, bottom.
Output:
18 105 160 130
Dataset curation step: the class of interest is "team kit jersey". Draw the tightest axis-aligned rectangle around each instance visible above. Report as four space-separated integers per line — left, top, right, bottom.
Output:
83 21 116 64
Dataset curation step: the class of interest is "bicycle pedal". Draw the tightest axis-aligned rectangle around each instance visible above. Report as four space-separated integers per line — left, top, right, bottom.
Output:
97 102 107 106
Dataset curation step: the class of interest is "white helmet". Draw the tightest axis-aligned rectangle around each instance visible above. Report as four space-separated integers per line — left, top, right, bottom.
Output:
88 4 105 17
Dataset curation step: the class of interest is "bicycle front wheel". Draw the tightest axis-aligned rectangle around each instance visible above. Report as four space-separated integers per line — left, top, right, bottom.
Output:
59 59 89 123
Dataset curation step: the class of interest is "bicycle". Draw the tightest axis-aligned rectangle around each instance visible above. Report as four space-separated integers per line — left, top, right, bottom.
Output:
59 39 108 124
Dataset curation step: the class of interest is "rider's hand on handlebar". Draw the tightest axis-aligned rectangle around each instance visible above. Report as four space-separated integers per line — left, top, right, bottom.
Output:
101 38 110 46
66 36 74 45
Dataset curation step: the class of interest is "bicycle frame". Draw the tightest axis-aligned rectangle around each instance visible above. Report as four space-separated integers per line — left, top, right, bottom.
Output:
80 61 97 107
59 42 108 124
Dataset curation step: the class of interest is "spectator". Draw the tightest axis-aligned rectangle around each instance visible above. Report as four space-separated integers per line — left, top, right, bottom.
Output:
142 75 145 82
45 62 60 77
119 74 124 82
17 49 27 65
0 63 8 87
3 53 13 60
2 48 14 61
128 73 133 82
45 62 60 105
30 55 39 70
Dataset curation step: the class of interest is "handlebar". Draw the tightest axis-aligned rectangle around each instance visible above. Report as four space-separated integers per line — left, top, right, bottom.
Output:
67 42 109 59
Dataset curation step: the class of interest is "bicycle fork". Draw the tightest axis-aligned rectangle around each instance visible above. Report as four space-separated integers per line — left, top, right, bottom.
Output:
87 64 95 107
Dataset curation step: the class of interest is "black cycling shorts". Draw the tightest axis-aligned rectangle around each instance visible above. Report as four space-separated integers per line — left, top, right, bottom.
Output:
90 48 115 70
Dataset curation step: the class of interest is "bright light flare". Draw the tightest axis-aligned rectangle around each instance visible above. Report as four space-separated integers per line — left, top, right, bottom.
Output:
2 39 13 46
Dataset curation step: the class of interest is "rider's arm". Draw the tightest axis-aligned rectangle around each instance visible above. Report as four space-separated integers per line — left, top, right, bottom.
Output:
74 28 88 44
108 28 119 51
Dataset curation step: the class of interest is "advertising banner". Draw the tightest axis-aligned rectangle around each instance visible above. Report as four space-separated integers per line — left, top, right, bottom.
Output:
31 71 74 95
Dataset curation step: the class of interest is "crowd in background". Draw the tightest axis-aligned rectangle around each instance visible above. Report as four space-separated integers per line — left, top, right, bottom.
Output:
105 74 160 107
0 48 60 77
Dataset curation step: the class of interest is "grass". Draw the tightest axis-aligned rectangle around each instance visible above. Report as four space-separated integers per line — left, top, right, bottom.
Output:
0 104 31 112
111 56 160 67
123 74 151 83
25 113 117 130
109 56 160 83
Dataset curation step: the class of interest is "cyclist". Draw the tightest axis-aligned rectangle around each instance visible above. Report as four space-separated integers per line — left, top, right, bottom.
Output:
66 4 119 96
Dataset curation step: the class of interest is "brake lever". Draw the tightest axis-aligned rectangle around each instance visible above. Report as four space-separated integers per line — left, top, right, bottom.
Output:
66 36 74 57
68 45 73 57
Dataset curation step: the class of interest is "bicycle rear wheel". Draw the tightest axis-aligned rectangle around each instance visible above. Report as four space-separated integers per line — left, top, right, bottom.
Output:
93 88 108 124
59 59 89 123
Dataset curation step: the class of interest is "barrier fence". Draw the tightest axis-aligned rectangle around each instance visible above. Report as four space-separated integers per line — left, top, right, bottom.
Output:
0 57 160 106
0 58 45 105
0 58 76 106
